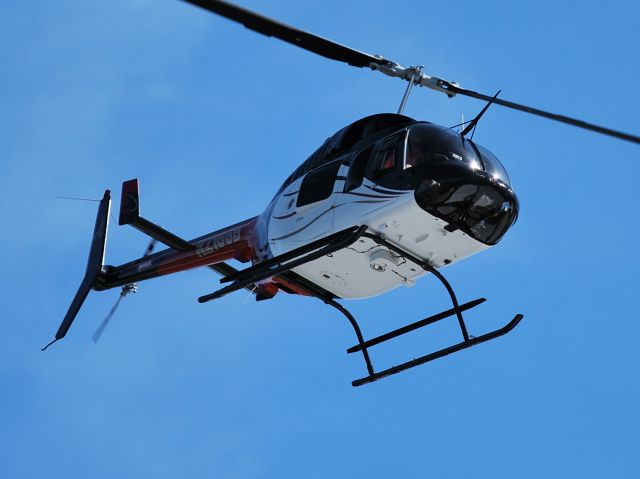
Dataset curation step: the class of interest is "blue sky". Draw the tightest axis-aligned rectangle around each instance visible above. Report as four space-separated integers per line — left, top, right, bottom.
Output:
2 0 639 477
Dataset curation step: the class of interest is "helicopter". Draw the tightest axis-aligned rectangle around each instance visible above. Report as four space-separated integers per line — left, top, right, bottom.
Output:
43 0 640 387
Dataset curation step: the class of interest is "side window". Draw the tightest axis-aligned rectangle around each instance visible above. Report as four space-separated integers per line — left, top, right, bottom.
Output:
296 161 341 207
344 146 373 192
370 133 405 178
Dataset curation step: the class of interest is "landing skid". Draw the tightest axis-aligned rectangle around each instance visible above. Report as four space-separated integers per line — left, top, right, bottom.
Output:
199 226 524 386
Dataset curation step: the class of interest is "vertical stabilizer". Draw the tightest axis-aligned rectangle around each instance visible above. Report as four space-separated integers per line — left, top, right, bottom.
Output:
42 190 111 350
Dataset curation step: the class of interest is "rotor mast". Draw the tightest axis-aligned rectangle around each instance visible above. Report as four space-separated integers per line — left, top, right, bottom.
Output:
395 65 423 115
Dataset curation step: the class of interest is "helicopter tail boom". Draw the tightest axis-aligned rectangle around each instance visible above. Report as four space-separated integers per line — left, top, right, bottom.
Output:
44 180 260 349
96 179 258 290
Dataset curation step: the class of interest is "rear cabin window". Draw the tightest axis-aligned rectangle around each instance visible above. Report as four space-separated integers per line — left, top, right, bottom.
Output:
296 161 341 207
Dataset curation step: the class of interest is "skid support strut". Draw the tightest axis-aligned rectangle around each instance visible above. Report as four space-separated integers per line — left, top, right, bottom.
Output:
322 297 376 377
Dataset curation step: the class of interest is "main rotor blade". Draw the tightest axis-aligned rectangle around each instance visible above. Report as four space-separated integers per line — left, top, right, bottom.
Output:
181 0 391 68
439 81 640 144
182 0 640 145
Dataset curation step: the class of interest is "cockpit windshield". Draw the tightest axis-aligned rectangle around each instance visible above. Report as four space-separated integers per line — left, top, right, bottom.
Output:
471 142 511 186
405 124 482 171
406 123 517 244
404 123 512 188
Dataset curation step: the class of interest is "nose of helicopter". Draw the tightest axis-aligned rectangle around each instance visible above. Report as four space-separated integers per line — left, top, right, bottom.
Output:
414 165 519 245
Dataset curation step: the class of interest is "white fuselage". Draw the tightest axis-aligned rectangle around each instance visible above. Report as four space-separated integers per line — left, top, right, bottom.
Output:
267 164 490 299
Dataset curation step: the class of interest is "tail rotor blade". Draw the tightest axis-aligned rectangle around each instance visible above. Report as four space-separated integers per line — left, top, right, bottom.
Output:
92 292 127 343
92 239 153 343
143 239 156 257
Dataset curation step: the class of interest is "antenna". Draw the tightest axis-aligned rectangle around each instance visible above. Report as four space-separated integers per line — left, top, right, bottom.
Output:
461 90 501 137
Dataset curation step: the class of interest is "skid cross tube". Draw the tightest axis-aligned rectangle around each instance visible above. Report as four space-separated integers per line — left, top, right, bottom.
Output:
347 298 486 354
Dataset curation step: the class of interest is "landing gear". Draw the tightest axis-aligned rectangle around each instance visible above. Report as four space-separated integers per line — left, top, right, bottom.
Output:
198 225 523 386
342 232 523 386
